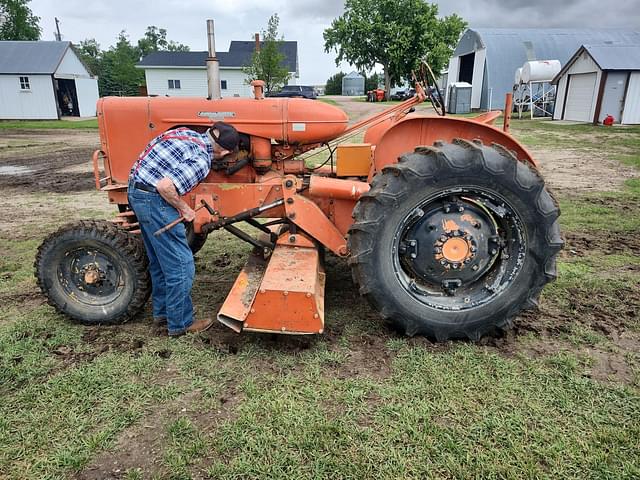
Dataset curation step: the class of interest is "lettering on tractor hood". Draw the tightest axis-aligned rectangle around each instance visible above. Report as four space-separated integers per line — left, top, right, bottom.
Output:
198 111 237 119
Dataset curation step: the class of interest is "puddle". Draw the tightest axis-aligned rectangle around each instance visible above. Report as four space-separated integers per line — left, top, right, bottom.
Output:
0 165 34 175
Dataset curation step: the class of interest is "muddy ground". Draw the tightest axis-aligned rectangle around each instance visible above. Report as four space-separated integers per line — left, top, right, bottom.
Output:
0 101 639 478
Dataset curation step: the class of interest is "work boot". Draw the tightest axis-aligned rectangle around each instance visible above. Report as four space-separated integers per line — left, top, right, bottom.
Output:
168 318 214 337
153 316 167 326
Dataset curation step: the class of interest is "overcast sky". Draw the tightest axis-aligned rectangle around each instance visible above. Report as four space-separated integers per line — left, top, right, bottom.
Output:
30 0 640 84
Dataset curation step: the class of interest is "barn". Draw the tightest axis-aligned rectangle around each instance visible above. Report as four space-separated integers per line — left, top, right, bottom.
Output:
445 28 640 110
137 41 299 98
552 44 640 124
0 41 99 120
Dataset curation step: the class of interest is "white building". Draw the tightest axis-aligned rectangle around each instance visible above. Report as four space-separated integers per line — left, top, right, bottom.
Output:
137 41 299 98
552 44 640 125
445 28 640 110
0 41 99 119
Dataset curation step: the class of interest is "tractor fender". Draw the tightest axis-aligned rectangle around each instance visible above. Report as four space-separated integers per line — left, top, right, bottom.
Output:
364 115 536 177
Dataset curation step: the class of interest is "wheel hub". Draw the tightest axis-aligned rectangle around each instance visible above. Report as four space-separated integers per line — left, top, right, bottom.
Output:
399 199 500 288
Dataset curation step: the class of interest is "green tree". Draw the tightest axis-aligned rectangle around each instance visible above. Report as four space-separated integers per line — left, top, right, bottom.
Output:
325 71 345 95
324 0 465 97
0 0 41 40
364 72 382 92
242 14 291 94
75 38 102 77
137 25 189 58
99 31 144 96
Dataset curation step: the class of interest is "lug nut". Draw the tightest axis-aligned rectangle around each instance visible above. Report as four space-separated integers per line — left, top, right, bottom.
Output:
472 265 479 271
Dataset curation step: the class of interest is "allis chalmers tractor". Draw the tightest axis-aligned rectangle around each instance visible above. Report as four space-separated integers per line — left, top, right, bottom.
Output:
34 80 562 341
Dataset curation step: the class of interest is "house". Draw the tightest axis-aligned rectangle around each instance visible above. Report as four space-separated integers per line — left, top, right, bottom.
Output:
0 41 99 119
552 44 640 124
445 28 640 110
137 41 299 98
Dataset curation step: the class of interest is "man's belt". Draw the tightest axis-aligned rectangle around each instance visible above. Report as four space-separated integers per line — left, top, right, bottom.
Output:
131 181 157 193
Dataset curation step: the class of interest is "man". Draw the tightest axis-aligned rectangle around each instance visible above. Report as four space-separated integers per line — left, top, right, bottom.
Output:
128 122 240 336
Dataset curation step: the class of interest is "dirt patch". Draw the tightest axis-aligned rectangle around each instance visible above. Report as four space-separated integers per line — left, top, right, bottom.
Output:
532 147 638 194
0 129 99 193
563 231 640 258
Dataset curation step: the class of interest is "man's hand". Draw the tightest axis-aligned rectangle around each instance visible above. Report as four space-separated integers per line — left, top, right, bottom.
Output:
180 206 196 222
156 177 195 223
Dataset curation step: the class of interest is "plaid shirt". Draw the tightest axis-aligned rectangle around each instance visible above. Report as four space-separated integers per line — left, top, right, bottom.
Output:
130 128 213 196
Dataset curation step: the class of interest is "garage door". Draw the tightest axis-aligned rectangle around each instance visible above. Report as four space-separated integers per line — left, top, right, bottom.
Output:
564 72 597 122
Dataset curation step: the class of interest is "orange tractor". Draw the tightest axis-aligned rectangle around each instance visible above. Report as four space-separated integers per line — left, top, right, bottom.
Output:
35 80 562 341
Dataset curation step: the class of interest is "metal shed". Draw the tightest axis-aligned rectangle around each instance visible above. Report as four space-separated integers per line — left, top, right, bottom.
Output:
552 44 640 124
342 71 365 96
446 28 640 110
0 41 99 119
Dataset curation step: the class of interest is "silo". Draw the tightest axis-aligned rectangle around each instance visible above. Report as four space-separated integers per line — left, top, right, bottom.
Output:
342 71 365 96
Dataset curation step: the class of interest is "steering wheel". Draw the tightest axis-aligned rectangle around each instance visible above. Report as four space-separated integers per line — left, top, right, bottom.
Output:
414 60 446 116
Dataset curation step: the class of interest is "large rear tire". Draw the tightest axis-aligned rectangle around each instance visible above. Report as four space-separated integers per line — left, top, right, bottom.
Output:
348 139 563 341
35 220 151 324
185 222 208 254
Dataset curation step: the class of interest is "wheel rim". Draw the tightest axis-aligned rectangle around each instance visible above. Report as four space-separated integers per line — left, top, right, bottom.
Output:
57 245 126 306
391 187 527 311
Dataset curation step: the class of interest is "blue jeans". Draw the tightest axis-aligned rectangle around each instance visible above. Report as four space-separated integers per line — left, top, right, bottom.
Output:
128 187 195 335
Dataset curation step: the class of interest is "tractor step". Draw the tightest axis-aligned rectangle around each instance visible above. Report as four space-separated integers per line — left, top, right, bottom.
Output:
217 242 325 334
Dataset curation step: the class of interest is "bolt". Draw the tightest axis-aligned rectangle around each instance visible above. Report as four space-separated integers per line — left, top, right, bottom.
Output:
281 327 286 331
313 313 319 319
440 235 447 242
410 240 417 246
472 265 479 271
464 258 471 264
260 289 266 294
410 253 417 259
458 206 464 212
250 308 256 313
289 235 296 243
491 249 497 255
474 222 482 229
440 259 447 266
306 292 311 298
286 198 294 204
285 179 294 188
464 297 471 303
452 263 459 269
434 247 442 253
283 291 289 296
444 206 451 213
470 246 477 252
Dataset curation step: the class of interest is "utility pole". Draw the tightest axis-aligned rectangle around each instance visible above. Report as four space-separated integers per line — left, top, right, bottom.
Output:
54 17 62 41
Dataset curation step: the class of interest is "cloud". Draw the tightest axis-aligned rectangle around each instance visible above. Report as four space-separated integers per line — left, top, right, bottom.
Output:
29 0 640 84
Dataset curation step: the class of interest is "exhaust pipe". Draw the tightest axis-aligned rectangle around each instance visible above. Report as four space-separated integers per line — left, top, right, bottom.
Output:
206 19 221 99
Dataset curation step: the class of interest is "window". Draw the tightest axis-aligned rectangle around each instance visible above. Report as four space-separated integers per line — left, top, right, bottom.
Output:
19 76 30 90
221 80 227 90
168 79 181 89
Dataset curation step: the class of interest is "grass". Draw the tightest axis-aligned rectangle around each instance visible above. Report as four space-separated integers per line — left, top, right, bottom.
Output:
0 119 98 129
0 110 639 478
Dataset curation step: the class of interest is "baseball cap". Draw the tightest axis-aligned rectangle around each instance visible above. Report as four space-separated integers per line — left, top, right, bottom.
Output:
208 122 239 151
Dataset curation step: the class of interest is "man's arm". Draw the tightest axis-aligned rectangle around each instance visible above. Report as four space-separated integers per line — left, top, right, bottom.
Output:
156 177 196 222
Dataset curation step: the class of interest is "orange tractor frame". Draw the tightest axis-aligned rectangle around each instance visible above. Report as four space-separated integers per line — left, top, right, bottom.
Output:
36 83 561 341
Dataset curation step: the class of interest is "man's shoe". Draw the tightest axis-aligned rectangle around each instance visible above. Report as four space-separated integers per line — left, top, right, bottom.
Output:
187 318 215 334
168 318 214 337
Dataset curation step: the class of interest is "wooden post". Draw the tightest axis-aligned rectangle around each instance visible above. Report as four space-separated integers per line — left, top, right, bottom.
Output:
503 92 513 133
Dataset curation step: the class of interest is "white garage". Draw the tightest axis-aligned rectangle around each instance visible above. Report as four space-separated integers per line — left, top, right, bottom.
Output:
0 41 99 120
563 72 598 121
553 44 640 124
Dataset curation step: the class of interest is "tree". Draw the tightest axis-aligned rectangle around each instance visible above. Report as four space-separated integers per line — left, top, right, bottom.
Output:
324 0 465 97
242 14 291 94
75 38 102 77
137 26 189 58
364 72 382 92
0 0 41 40
99 31 144 96
325 71 345 95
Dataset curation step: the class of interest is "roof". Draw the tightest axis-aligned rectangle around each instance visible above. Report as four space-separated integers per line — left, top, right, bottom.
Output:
584 44 640 70
0 41 71 74
137 41 298 72
344 71 364 78
452 28 640 109
552 44 640 83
